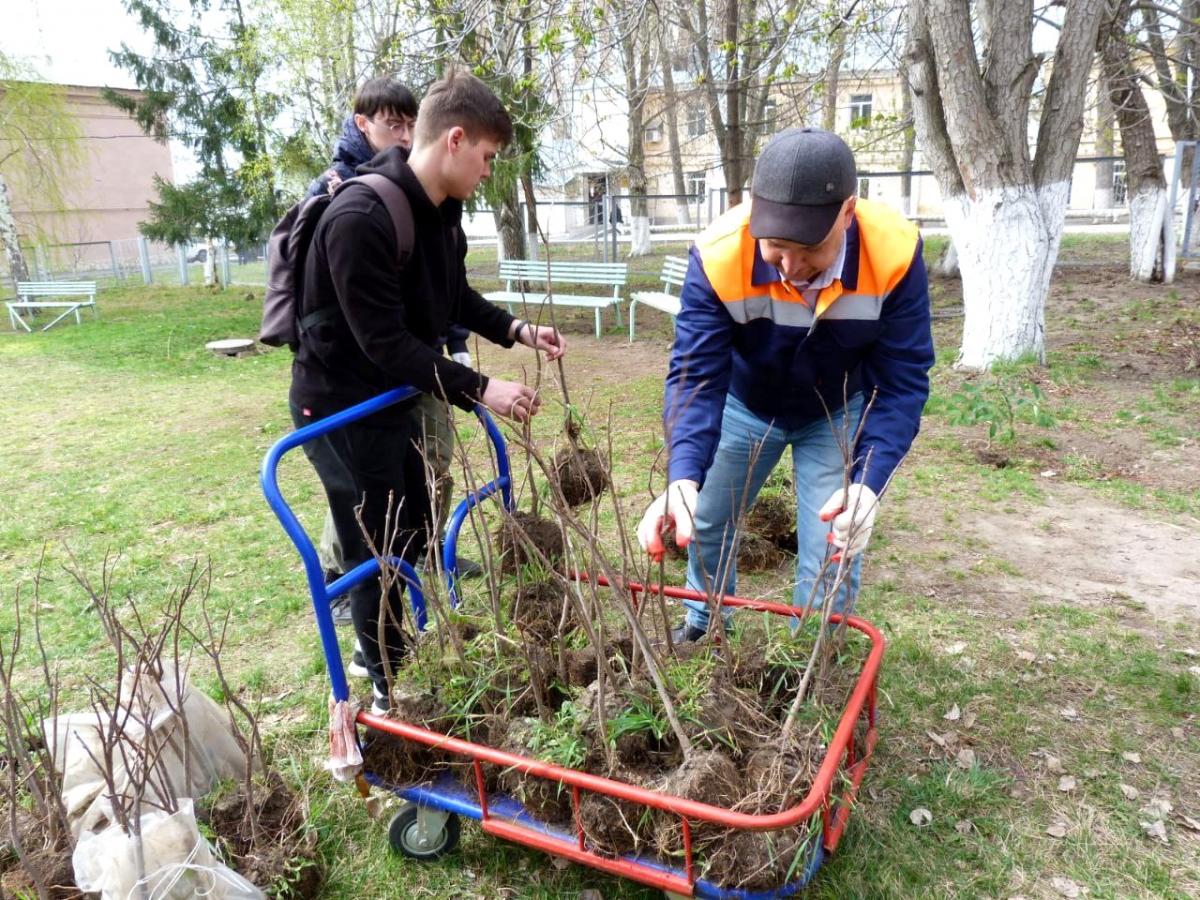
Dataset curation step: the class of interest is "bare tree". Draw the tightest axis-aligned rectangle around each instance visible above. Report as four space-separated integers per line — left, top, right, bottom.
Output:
0 55 84 284
904 0 1106 369
1101 0 1172 282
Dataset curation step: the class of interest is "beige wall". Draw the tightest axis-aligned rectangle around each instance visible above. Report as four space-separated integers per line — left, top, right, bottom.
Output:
638 64 1178 224
6 83 174 259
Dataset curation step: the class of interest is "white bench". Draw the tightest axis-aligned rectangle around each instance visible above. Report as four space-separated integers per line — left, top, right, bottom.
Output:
7 281 98 332
628 255 688 341
484 260 627 339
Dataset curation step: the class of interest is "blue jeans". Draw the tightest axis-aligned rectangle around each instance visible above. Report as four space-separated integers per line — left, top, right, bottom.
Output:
684 392 864 631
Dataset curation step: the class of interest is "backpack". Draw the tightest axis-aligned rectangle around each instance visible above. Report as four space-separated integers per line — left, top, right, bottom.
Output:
260 173 415 349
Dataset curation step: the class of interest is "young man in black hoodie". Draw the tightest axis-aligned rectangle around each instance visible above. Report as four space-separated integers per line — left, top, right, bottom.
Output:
290 69 566 713
306 77 482 618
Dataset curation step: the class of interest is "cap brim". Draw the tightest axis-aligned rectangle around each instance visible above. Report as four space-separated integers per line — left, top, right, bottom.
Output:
749 196 843 246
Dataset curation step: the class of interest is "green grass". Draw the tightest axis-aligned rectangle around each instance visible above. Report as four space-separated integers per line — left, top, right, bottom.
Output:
1 268 1198 899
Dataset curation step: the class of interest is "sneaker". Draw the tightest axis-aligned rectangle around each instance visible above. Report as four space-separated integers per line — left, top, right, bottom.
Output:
331 597 353 626
370 685 390 716
347 648 370 679
670 621 708 644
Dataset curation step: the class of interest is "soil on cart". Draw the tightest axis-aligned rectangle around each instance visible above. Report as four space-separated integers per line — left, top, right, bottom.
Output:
363 614 869 890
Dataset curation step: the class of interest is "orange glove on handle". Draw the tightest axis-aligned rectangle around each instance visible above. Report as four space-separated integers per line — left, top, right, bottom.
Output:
819 483 879 560
637 480 700 560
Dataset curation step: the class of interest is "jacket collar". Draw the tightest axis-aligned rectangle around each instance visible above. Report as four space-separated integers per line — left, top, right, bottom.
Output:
749 215 861 292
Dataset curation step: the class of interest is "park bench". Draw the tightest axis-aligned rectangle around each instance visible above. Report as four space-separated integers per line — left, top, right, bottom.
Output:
484 260 627 339
628 255 688 342
6 281 98 332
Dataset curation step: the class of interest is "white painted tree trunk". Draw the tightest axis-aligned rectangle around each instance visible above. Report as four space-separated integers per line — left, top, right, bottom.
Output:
0 173 30 284
951 182 1069 369
674 200 692 226
1127 185 1167 283
628 215 652 257
203 236 216 286
934 239 959 277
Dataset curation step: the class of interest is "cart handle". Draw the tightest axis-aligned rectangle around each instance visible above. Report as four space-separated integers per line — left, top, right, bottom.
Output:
260 387 511 702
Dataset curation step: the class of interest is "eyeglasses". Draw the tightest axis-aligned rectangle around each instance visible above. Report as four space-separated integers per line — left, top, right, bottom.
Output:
369 117 414 135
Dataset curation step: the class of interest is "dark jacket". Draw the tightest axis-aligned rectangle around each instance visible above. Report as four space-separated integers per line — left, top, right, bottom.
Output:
665 198 934 495
290 147 516 424
305 117 471 357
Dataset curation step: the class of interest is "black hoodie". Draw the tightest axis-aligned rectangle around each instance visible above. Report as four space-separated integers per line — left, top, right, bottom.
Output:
289 146 516 423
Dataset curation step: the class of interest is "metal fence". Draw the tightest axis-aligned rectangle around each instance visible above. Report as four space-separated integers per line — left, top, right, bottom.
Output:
0 237 269 296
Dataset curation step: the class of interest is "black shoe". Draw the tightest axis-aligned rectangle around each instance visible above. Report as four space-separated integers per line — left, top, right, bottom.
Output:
323 568 341 585
670 621 708 644
454 555 484 578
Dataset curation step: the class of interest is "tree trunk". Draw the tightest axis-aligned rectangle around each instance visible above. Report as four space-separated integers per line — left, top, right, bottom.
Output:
621 8 653 256
521 171 539 257
949 184 1067 366
203 236 217 286
493 184 525 263
656 19 690 225
722 0 744 205
935 239 959 277
1103 0 1169 282
0 173 31 284
906 0 1104 369
1094 85 1115 211
822 29 846 131
899 67 916 216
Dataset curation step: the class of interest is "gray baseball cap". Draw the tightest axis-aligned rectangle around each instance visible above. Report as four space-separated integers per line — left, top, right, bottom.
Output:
749 128 857 246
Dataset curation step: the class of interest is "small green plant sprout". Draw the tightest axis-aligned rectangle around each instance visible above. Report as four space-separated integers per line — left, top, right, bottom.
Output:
942 377 1055 444
608 694 671 745
529 702 589 769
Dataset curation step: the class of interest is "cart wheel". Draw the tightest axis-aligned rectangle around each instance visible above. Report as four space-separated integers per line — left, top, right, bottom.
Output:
388 803 460 860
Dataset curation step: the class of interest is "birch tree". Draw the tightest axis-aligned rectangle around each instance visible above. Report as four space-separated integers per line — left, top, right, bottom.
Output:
1100 0 1171 282
904 0 1106 369
0 56 84 285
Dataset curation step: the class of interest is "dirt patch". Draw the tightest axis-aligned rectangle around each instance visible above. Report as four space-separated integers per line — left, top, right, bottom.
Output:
513 580 570 640
495 511 565 572
964 481 1200 621
737 533 786 572
552 445 610 506
745 493 796 550
198 771 322 898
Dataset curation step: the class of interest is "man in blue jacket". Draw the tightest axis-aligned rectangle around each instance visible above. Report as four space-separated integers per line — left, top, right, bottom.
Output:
306 77 482 597
637 128 934 642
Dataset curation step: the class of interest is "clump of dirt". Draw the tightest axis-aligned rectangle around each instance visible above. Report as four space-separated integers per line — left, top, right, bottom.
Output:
578 765 656 856
701 825 815 890
562 647 599 688
745 493 795 550
495 511 565 572
737 533 786 571
198 770 322 898
0 813 73 900
513 580 570 641
360 688 453 785
497 718 574 823
653 750 744 850
552 445 611 506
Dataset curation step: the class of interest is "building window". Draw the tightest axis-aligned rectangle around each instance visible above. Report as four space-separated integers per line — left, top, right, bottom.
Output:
1112 160 1127 206
849 94 873 128
645 121 663 143
759 99 778 135
857 177 870 199
686 170 706 199
687 104 707 138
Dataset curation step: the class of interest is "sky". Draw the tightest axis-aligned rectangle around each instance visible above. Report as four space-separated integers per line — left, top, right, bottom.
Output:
5 0 150 89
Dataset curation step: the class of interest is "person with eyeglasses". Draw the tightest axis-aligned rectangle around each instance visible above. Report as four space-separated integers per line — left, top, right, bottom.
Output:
304 76 485 634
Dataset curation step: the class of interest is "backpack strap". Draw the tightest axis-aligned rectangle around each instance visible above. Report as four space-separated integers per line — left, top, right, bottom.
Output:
343 173 416 264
